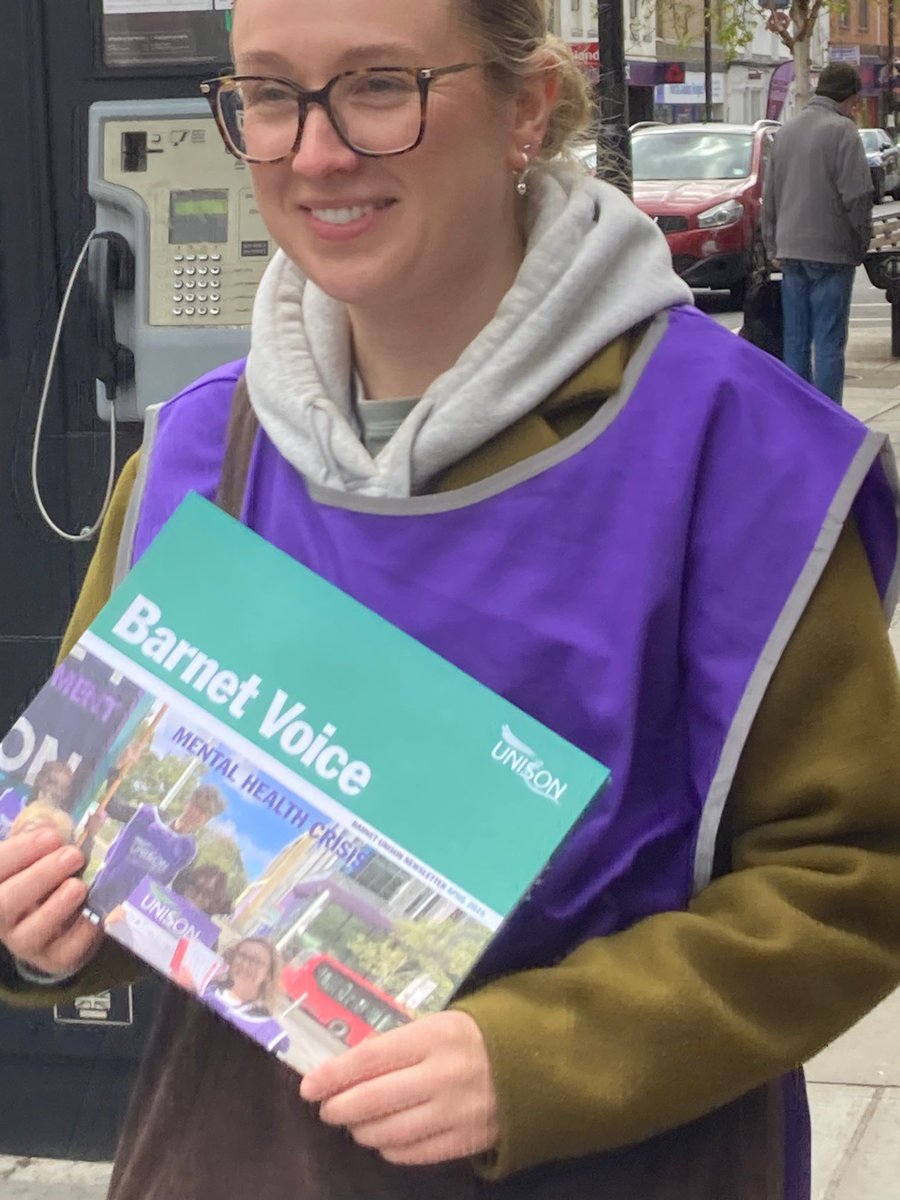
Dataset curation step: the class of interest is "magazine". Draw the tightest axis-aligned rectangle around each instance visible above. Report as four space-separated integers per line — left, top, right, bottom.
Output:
0 494 610 1074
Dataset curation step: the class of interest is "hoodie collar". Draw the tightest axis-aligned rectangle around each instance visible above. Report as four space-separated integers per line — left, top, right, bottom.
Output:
245 162 692 498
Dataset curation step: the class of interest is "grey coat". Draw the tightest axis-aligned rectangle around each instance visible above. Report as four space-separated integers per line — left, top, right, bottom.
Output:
763 96 873 266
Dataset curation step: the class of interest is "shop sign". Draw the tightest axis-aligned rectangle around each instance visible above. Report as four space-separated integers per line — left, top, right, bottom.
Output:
654 72 724 105
829 45 861 64
568 41 600 85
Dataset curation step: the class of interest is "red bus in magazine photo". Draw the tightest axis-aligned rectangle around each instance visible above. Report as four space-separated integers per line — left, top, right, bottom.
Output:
280 953 412 1046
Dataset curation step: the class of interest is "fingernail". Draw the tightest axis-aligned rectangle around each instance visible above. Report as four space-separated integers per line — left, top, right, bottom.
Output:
58 847 83 871
35 830 59 852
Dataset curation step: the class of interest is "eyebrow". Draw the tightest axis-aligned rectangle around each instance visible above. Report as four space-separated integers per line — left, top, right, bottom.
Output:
237 42 426 75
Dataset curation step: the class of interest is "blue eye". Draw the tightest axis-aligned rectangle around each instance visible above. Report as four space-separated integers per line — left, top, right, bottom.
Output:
343 73 418 104
240 82 294 107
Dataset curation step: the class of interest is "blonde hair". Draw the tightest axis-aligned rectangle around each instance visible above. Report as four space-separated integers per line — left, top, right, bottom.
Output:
455 0 595 159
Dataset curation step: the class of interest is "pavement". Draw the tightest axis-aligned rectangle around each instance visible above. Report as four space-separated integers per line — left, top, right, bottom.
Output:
1 272 900 1198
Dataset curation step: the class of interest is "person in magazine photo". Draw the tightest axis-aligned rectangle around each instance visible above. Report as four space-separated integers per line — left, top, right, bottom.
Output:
174 862 234 922
193 937 291 1059
1 1 900 1199
85 783 226 921
0 762 76 843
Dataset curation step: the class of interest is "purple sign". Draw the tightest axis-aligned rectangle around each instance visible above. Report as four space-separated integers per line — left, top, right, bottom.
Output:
0 648 143 812
767 61 794 120
125 876 220 948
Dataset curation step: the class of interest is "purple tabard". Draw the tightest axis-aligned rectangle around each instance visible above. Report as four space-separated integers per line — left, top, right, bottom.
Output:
129 306 899 1199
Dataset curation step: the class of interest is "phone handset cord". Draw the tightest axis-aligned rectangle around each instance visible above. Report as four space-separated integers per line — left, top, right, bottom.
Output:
30 229 118 543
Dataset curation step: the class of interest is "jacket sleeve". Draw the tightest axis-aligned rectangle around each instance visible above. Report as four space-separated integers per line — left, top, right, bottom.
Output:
454 519 900 1178
0 452 147 1009
835 126 874 263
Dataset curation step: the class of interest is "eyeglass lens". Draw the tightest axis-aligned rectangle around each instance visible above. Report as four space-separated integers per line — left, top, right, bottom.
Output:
219 73 424 160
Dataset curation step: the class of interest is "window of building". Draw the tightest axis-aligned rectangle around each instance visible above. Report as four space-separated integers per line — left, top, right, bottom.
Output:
355 858 408 901
858 0 868 30
838 1 851 29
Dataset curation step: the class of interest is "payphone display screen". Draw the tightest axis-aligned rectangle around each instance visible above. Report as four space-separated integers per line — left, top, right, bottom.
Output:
169 189 229 244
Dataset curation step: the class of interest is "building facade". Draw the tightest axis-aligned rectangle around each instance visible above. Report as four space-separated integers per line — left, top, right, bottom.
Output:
829 0 897 128
551 0 828 126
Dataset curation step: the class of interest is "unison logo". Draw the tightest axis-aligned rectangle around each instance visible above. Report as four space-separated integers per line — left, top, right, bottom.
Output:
491 724 568 804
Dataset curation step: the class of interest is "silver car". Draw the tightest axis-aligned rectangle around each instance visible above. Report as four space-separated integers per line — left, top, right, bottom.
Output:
859 128 900 203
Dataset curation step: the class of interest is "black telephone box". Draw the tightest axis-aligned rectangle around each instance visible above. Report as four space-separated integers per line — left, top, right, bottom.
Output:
0 0 231 1160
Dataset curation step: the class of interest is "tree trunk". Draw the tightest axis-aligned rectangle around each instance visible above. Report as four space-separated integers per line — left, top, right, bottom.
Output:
793 35 813 111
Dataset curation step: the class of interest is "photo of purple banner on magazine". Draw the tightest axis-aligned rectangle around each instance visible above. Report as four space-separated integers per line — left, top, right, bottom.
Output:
0 645 144 843
76 684 495 1074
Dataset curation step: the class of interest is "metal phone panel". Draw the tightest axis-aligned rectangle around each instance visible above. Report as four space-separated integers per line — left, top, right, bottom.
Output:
88 98 272 420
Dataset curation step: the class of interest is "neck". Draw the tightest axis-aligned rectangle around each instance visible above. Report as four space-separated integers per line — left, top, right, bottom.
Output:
349 217 525 401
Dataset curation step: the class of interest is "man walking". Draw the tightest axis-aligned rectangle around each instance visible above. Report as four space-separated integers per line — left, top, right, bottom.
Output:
763 63 873 404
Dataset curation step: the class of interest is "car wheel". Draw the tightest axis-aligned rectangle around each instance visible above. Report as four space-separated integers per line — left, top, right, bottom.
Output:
728 237 766 310
728 277 748 309
326 1018 350 1041
873 170 885 204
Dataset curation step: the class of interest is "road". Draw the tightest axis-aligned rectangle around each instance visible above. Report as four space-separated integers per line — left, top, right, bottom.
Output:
695 196 900 336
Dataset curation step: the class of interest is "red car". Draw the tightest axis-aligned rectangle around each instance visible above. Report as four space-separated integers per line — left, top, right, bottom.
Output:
630 121 779 307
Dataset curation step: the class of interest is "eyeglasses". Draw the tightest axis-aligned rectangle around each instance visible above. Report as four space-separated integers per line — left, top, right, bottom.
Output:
232 949 270 971
201 63 482 163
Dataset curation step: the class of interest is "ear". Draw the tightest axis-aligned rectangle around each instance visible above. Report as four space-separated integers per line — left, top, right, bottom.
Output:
508 53 559 170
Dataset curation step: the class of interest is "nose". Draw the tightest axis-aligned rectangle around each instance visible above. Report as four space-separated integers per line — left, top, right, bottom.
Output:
290 104 359 178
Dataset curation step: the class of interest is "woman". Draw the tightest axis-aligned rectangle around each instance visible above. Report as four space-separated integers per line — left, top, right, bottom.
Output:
173 862 233 919
2 761 75 842
1 0 899 1197
199 938 291 1058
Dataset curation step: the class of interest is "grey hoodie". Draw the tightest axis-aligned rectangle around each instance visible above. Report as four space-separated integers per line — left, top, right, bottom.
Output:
245 163 692 498
762 95 873 266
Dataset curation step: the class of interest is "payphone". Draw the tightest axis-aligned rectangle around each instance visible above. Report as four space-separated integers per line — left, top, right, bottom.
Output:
87 99 272 420
0 0 270 1163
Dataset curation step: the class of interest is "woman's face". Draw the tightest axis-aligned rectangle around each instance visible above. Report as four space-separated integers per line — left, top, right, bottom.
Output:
33 765 72 807
230 942 272 1001
232 0 534 311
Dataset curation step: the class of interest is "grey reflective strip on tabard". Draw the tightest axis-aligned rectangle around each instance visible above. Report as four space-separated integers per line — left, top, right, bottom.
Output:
692 428 897 894
305 310 672 514
877 439 900 620
113 401 164 587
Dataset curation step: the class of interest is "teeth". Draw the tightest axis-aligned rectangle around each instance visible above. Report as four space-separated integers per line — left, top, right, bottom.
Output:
312 204 377 225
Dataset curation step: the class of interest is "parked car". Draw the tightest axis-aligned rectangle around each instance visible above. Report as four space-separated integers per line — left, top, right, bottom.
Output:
627 121 778 307
859 128 900 203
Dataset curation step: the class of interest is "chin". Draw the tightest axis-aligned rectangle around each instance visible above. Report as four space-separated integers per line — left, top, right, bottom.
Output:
297 256 405 308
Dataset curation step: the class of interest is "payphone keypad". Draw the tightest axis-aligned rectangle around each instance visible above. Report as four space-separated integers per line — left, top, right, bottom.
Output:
171 250 224 317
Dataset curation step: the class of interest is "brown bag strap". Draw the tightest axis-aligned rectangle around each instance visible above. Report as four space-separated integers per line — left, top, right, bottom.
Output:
214 374 259 519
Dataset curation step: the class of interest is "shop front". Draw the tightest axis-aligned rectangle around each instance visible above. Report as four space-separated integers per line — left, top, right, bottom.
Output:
653 71 726 123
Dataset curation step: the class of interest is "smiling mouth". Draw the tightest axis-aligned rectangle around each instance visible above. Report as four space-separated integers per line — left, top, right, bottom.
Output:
304 199 395 226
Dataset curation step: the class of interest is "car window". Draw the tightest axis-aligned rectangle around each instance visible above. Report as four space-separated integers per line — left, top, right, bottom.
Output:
759 133 774 178
860 129 880 152
573 143 597 174
632 132 754 181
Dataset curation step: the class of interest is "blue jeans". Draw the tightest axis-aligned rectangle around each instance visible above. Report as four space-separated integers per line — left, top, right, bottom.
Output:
781 261 855 404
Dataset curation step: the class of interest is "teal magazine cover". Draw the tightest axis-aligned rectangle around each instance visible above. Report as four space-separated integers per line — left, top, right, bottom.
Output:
0 494 610 1074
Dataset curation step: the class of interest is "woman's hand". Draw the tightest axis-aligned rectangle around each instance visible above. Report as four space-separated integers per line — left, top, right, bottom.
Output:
300 1010 499 1166
0 830 103 977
